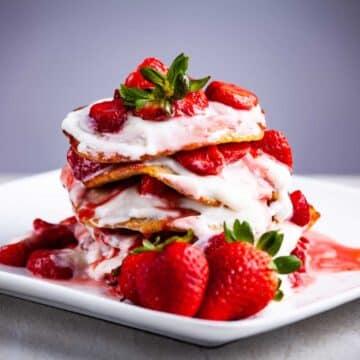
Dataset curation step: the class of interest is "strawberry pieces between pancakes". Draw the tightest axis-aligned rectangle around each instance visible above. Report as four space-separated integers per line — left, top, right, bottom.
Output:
67 148 109 182
253 129 293 169
290 190 311 226
174 145 225 176
205 81 258 110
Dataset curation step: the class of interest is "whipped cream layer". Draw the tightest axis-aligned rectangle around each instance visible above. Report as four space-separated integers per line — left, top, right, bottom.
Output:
147 152 292 211
64 168 297 256
62 99 266 162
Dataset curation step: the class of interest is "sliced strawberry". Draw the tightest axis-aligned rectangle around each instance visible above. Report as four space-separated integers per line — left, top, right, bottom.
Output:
252 129 293 168
89 90 127 133
205 81 258 110
138 175 180 203
133 102 169 121
26 249 73 280
174 91 208 117
290 190 311 226
125 57 168 89
0 218 77 267
174 145 225 176
0 242 30 267
67 148 109 182
218 142 251 163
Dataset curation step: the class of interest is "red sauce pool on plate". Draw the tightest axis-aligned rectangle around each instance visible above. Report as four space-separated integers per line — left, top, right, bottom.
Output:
291 231 360 288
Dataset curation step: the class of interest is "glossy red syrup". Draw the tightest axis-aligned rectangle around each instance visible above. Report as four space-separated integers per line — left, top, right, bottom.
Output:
306 231 360 272
291 231 360 288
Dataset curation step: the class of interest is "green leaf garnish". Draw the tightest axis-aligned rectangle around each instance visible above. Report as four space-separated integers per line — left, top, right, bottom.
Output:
271 256 302 274
256 231 284 256
223 220 254 244
132 230 194 254
120 53 210 117
274 288 284 301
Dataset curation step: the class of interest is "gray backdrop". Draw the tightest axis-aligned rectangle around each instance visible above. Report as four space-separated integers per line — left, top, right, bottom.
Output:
0 0 359 174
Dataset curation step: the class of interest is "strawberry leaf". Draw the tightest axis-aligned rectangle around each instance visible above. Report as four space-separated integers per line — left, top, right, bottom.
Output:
140 67 166 87
256 231 283 256
273 288 284 301
271 255 302 274
167 53 189 86
189 76 211 92
233 220 254 244
119 53 210 116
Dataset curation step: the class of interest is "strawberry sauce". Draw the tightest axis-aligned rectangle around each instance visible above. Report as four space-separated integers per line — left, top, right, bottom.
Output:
306 231 360 272
291 231 360 288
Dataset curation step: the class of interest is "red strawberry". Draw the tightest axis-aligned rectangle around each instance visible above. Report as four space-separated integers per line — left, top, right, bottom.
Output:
0 218 77 267
252 129 293 168
204 233 226 258
26 249 73 280
125 57 168 89
137 175 178 202
0 242 30 267
198 241 278 320
133 101 169 121
289 237 310 287
89 90 127 133
199 220 301 320
290 190 310 226
218 142 251 163
135 241 209 316
174 145 225 176
67 148 109 182
205 81 258 110
118 251 156 304
174 91 209 117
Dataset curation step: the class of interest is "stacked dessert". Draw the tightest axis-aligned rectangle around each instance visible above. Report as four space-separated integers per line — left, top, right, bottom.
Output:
0 54 319 320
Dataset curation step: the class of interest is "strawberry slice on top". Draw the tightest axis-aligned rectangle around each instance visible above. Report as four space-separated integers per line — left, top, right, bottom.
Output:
205 81 258 110
89 89 127 133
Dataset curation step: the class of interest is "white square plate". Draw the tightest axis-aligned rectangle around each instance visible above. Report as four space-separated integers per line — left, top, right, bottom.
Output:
0 170 359 346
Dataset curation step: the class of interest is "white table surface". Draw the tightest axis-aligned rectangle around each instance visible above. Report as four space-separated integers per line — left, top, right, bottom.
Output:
0 174 359 360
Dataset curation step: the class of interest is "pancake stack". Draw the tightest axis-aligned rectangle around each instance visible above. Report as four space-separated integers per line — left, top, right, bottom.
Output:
61 55 318 281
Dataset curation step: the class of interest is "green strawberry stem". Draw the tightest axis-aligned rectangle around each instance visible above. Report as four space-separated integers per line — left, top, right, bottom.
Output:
120 53 210 115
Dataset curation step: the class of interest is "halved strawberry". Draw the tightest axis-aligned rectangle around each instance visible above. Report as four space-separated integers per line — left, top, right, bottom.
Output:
26 249 73 280
205 81 258 110
218 142 251 163
252 129 293 168
125 57 168 89
133 101 169 121
290 190 311 226
89 90 127 133
174 145 225 176
173 91 208 117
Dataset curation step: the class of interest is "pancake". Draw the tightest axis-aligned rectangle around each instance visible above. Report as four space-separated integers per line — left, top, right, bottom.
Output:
62 100 266 164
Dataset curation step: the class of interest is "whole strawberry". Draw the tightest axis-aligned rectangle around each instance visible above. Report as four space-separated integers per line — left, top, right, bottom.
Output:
198 220 301 320
119 231 209 317
125 57 168 89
